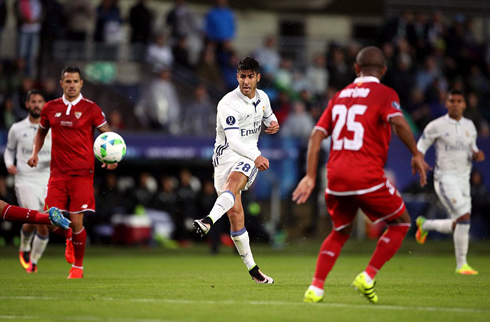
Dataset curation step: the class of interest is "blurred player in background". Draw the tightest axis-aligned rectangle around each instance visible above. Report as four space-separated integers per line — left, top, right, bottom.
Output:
293 47 430 303
193 57 279 284
4 90 54 273
28 65 117 279
415 89 485 275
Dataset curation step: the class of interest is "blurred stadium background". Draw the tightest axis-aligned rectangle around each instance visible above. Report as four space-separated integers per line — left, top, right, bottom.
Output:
0 0 489 250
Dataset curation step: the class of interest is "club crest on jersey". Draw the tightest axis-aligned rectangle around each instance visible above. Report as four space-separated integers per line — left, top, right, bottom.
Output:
226 116 236 125
55 112 61 117
391 101 401 110
75 112 82 119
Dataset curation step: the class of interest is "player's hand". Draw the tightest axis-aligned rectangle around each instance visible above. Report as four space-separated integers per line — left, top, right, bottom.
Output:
7 165 17 175
411 152 431 187
265 121 280 134
27 155 38 168
473 150 485 162
102 162 118 170
254 156 269 171
292 176 315 204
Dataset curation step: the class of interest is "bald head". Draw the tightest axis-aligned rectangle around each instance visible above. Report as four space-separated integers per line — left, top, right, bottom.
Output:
355 46 387 78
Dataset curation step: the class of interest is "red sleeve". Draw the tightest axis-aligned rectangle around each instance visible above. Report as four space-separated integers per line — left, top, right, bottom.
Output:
39 102 51 129
91 103 107 128
379 88 404 122
314 95 336 136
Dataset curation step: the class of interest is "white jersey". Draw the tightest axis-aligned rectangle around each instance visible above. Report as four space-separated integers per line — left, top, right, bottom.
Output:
417 114 478 181
212 87 277 166
4 117 52 185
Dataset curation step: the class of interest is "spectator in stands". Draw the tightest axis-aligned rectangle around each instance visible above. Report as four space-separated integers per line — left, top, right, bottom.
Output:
416 55 442 93
182 84 215 136
382 9 412 44
274 57 294 94
280 101 315 141
464 92 483 132
40 0 64 57
204 0 236 45
176 168 201 246
426 11 446 50
252 35 281 75
328 47 355 90
196 44 225 91
305 53 329 99
108 109 126 130
172 36 192 68
11 77 34 120
0 0 6 54
166 0 202 65
64 0 92 41
156 175 178 215
94 0 123 60
15 0 43 77
407 11 429 62
134 172 158 209
146 32 174 72
405 88 431 132
390 53 415 108
135 68 180 133
272 90 292 125
42 77 59 102
129 0 153 61
0 97 15 129
220 49 240 91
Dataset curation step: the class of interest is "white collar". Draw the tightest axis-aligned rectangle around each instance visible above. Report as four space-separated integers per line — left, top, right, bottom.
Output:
444 114 462 124
62 94 83 106
353 76 380 84
235 86 259 104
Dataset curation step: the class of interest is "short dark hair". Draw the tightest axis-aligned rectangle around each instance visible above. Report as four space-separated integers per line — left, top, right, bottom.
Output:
237 57 260 74
447 89 465 100
61 65 82 80
26 89 45 102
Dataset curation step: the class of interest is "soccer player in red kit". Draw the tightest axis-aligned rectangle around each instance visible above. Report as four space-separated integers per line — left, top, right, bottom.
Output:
28 66 117 279
293 47 430 304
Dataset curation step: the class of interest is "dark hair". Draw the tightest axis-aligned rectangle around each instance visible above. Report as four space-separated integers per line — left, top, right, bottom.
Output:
26 89 45 102
61 65 82 80
447 89 465 100
237 57 260 74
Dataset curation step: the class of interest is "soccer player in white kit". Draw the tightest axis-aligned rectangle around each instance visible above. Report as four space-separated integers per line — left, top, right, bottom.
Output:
415 89 485 275
193 57 279 284
4 90 52 273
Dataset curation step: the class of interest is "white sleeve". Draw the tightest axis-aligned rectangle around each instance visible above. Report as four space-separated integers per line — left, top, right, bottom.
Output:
225 128 261 161
4 126 17 168
261 94 278 127
417 121 438 155
470 122 479 152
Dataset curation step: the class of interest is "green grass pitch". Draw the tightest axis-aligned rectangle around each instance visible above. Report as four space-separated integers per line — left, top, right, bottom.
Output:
0 239 489 322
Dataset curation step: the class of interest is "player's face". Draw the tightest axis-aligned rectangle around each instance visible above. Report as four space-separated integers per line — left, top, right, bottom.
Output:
237 70 260 99
26 94 45 118
60 72 83 101
445 94 466 120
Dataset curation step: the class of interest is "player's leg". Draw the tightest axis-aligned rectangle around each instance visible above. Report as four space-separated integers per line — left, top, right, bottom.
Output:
67 212 86 279
0 200 69 228
453 212 476 274
416 178 458 244
304 194 355 303
18 223 35 270
28 224 49 273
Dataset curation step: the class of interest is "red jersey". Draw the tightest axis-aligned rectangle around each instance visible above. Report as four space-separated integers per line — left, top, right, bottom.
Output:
40 94 106 177
315 76 403 194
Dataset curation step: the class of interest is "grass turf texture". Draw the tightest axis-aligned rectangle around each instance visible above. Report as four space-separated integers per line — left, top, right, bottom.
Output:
0 240 489 322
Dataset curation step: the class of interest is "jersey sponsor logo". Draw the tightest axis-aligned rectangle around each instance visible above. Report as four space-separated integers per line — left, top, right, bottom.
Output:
241 125 261 136
75 112 82 119
61 121 73 127
391 101 401 110
226 116 236 125
338 87 370 98
55 112 61 117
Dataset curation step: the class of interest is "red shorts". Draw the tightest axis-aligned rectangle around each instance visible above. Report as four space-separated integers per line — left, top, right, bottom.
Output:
325 180 406 231
44 176 95 213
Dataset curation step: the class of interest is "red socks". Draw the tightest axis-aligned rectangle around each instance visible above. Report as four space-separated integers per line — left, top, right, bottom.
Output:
365 224 410 279
52 227 73 239
1 204 51 225
72 227 86 267
311 230 350 289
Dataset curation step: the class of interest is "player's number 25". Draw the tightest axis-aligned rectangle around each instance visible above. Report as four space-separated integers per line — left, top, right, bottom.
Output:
332 104 367 151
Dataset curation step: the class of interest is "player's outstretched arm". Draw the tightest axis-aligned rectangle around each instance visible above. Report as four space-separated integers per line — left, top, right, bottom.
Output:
390 115 431 187
27 127 49 168
97 123 118 170
292 129 326 204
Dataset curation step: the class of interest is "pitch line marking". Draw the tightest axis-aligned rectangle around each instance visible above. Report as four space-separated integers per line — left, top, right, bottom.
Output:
0 296 488 314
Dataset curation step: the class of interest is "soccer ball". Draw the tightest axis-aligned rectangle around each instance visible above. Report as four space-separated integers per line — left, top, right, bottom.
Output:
93 132 126 164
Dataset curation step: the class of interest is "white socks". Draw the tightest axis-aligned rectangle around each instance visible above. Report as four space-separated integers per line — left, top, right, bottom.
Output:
231 228 255 270
307 285 325 297
20 228 34 252
422 219 453 234
454 223 470 270
208 190 235 224
30 234 49 264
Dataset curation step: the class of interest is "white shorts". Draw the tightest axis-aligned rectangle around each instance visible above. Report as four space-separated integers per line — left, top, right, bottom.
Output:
214 156 259 194
434 176 471 220
15 183 47 212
